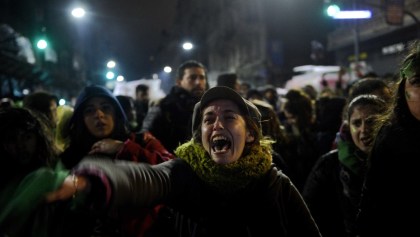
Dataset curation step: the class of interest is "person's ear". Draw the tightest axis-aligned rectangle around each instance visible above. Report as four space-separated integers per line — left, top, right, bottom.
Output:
245 131 255 143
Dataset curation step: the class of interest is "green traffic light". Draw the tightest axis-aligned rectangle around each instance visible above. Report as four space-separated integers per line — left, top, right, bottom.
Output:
326 4 340 17
36 39 48 49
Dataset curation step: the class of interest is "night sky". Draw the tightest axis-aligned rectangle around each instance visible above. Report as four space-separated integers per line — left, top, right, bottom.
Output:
85 0 177 80
2 0 334 82
71 0 333 81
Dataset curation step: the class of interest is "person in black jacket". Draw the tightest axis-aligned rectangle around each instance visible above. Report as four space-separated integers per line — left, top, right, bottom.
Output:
141 60 208 153
303 95 386 237
47 86 321 237
357 40 420 237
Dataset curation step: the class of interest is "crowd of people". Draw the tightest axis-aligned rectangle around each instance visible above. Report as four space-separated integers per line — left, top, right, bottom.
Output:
1 40 419 237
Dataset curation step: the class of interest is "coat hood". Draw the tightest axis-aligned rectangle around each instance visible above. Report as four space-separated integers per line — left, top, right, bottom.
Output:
69 85 127 128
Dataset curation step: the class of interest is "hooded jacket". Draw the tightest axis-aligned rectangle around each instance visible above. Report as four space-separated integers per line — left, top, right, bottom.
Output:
59 85 174 237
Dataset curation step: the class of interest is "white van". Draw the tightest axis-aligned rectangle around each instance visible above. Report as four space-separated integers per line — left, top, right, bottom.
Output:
284 65 352 93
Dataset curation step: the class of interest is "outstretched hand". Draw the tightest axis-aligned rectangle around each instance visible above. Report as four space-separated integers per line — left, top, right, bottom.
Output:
45 175 87 203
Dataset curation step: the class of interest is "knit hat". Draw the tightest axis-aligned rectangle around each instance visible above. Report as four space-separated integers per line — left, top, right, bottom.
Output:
192 86 261 133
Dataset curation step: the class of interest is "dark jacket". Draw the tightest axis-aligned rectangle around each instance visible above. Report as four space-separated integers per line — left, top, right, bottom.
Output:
59 85 174 237
141 86 200 153
283 123 320 192
358 122 420 237
303 148 365 237
76 158 321 237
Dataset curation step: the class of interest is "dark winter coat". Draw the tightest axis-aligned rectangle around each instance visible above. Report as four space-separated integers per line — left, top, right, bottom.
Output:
141 86 200 153
303 148 365 237
357 122 420 237
76 158 321 237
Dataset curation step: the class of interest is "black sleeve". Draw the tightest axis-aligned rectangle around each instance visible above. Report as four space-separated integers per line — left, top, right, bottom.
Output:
76 157 192 212
140 105 162 133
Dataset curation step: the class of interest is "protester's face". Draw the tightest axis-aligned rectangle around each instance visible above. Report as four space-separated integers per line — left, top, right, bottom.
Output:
349 105 377 153
83 97 116 138
201 99 254 165
405 76 420 121
178 67 207 98
136 90 149 102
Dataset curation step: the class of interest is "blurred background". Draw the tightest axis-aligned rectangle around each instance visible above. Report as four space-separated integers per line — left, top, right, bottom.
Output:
1 0 419 104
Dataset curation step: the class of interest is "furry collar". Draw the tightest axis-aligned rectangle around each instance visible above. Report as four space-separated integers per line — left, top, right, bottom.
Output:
175 140 273 194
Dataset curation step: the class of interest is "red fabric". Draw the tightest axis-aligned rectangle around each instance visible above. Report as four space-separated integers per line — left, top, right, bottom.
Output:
116 132 174 164
113 132 174 237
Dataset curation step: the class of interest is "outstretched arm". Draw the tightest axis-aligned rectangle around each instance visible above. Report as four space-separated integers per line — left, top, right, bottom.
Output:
46 158 190 211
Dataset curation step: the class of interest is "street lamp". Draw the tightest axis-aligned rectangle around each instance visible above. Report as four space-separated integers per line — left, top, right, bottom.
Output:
326 4 340 17
106 71 115 80
327 1 372 74
71 7 86 18
107 60 116 68
164 66 172 73
332 10 371 19
36 39 48 50
116 75 124 81
182 42 193 51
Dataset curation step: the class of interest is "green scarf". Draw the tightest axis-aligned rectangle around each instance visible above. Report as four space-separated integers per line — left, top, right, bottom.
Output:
401 44 420 80
175 140 273 194
401 57 420 80
337 139 366 176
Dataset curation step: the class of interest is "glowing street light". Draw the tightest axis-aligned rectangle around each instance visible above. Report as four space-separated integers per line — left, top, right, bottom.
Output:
326 4 373 70
116 75 124 81
332 10 372 19
182 42 193 51
59 99 66 106
164 66 172 73
107 60 116 68
106 71 115 80
71 7 86 18
36 39 48 49
326 4 340 17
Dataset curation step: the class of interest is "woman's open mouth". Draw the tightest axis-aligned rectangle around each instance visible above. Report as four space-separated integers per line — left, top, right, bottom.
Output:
211 135 231 153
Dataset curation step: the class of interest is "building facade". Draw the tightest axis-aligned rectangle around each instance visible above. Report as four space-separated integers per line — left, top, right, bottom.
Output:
327 0 420 78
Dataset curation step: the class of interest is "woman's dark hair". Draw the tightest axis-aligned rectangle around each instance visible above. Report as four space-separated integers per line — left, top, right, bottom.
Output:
0 108 57 169
370 40 420 138
348 78 391 102
347 95 387 122
380 41 420 127
284 89 314 130
23 91 58 127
